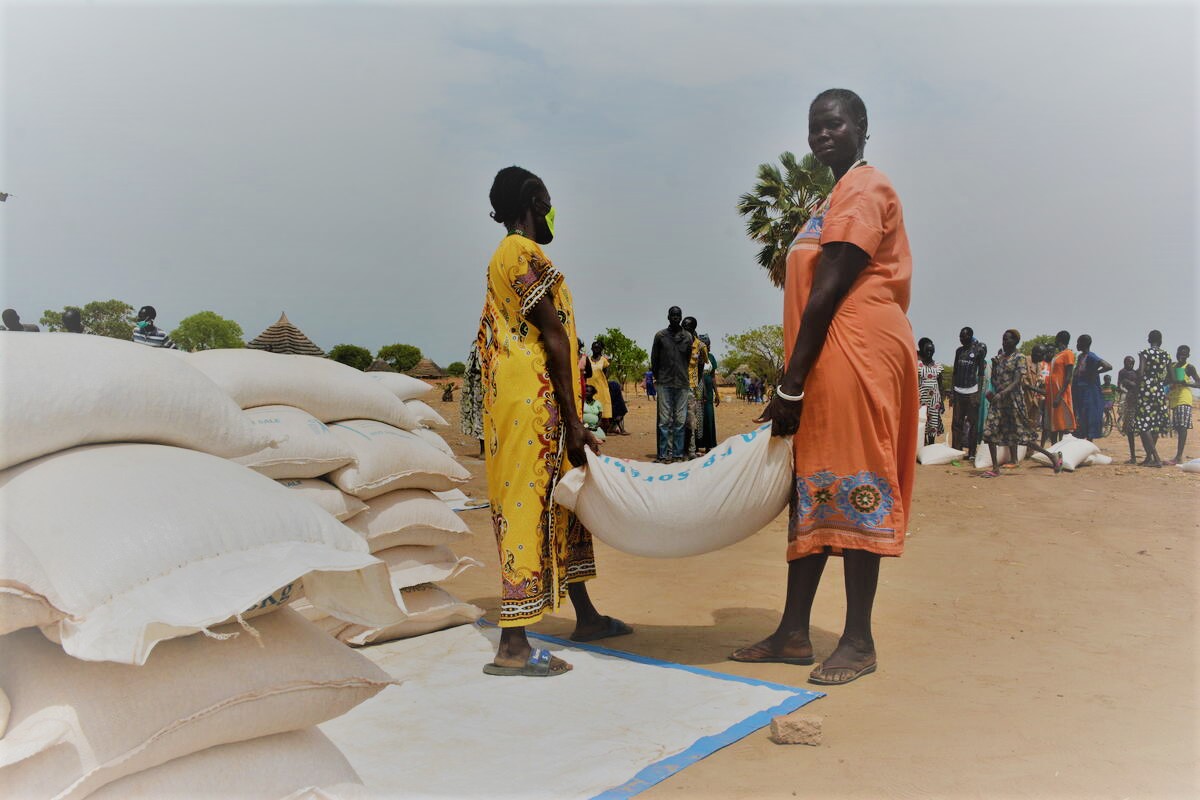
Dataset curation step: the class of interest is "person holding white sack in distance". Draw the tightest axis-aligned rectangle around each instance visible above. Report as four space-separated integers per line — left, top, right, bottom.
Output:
729 89 919 686
979 329 1063 477
475 166 631 679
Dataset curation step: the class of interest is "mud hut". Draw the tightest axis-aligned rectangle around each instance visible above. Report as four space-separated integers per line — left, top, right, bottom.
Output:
246 312 325 357
406 358 445 379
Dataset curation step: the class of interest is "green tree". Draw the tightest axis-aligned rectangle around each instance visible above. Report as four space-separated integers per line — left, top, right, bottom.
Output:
377 343 422 372
41 299 136 339
169 311 245 352
328 344 373 371
445 361 466 377
1019 333 1056 357
598 327 649 385
721 324 785 384
736 152 834 288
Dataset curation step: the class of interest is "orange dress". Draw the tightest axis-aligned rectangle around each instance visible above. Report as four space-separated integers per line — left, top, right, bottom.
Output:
783 165 917 559
1046 349 1076 432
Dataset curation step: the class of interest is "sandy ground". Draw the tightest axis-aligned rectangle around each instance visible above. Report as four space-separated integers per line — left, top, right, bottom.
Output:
434 390 1198 799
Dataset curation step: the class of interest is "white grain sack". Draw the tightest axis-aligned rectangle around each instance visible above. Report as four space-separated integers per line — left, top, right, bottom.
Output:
0 610 392 800
0 443 402 663
188 348 420 429
0 333 275 470
235 405 356 478
327 420 470 499
553 424 793 558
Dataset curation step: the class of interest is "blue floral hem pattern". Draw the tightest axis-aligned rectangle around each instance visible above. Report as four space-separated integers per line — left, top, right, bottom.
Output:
791 470 896 536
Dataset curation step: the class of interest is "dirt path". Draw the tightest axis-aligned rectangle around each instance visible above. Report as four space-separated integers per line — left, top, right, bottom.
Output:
436 391 1198 798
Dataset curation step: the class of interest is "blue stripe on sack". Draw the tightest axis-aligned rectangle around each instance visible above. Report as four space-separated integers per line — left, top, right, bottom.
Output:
475 622 823 798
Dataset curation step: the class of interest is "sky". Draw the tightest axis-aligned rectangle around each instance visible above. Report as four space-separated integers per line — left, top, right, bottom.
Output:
1 0 1196 368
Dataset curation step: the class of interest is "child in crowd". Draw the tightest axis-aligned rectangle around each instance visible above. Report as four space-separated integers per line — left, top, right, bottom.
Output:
583 385 606 443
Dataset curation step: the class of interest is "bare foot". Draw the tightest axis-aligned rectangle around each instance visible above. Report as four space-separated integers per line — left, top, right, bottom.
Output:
729 631 814 665
809 639 876 685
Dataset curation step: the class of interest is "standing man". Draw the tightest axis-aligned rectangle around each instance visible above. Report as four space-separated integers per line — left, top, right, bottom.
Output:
132 305 179 349
1045 330 1076 444
650 306 693 463
951 326 987 460
1071 334 1111 441
681 316 707 459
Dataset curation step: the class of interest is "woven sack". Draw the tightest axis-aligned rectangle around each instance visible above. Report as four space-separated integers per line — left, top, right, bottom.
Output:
235 405 355 478
0 443 401 662
0 610 393 800
188 348 420 429
553 424 792 558
89 729 361 800
0 332 274 470
366 372 434 401
278 478 369 521
346 489 471 552
327 420 469 499
405 399 448 427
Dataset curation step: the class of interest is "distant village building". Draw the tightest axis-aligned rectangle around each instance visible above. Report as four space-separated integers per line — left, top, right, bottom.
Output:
246 312 325 357
366 358 396 373
406 358 445 379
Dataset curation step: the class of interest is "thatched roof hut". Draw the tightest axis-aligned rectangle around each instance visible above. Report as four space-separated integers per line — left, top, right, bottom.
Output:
246 312 325 357
406 358 445 379
366 359 396 373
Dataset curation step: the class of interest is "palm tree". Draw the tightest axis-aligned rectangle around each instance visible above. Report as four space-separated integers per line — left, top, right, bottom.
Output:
736 151 834 288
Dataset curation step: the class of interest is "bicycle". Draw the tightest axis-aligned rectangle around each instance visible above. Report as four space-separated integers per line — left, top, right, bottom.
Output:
1102 401 1123 438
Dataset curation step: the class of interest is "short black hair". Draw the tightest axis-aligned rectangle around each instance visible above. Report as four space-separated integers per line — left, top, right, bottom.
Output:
1078 334 1092 349
489 166 543 227
1056 330 1071 345
918 337 933 348
138 305 157 321
811 88 868 136
960 326 974 337
1149 329 1163 346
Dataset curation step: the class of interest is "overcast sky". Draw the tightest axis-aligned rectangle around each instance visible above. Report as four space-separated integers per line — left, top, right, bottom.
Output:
2 1 1196 367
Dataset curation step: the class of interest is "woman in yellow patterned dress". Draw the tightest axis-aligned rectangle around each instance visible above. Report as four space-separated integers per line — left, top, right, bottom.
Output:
477 167 631 677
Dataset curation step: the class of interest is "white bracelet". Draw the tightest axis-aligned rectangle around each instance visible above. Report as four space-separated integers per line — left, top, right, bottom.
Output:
775 385 805 402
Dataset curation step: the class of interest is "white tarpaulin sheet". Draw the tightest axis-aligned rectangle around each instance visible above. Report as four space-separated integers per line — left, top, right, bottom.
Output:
320 624 821 799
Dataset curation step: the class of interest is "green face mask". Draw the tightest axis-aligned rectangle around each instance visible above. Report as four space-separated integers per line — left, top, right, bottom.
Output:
544 206 555 238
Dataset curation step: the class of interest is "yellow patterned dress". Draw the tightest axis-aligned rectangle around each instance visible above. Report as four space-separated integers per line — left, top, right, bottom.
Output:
476 234 596 627
587 355 612 419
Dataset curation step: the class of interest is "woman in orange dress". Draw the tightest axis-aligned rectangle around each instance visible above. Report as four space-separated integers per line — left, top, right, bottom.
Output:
730 89 918 685
1045 330 1076 443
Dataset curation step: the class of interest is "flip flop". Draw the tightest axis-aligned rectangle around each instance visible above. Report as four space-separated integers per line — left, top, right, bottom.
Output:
808 661 877 686
482 648 569 677
728 644 815 665
981 471 1001 478
570 615 633 643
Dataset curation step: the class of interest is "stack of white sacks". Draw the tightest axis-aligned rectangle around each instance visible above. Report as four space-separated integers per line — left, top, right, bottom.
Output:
189 348 485 647
0 335 481 798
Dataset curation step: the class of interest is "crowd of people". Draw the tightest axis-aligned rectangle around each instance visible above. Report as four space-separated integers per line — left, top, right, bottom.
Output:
918 326 1197 472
